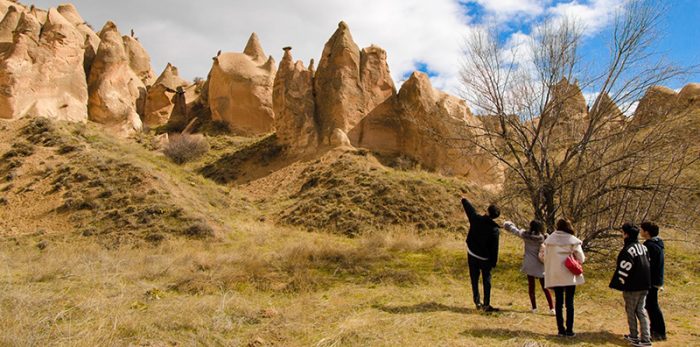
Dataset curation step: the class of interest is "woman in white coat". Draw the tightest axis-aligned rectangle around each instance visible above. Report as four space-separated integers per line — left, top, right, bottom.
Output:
544 219 585 338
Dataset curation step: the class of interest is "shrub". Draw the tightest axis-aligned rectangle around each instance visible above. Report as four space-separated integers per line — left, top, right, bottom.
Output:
183 221 214 239
163 133 210 164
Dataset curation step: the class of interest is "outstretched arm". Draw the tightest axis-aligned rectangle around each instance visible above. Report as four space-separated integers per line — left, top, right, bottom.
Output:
503 221 525 239
461 197 477 224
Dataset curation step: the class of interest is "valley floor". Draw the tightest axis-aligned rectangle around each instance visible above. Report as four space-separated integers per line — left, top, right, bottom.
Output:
0 118 698 346
1 225 698 346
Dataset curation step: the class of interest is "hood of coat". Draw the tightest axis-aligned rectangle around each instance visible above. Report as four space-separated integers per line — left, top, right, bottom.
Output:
645 236 664 249
544 230 582 246
522 232 545 242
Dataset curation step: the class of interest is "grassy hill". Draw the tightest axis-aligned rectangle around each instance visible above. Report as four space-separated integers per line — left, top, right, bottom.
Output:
0 118 698 346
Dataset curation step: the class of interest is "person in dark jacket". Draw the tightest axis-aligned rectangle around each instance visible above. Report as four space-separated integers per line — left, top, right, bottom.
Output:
461 197 500 312
610 223 652 347
641 222 666 341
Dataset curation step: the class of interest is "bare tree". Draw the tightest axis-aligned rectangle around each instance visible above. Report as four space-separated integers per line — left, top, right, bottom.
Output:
459 0 698 250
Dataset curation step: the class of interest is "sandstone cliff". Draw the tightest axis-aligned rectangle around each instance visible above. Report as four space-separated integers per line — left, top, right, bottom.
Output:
0 9 88 122
87 21 144 134
351 72 501 187
143 63 191 128
272 47 317 150
314 22 395 143
207 33 276 135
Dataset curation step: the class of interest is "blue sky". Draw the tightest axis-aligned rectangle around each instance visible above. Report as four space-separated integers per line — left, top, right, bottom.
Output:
32 0 700 93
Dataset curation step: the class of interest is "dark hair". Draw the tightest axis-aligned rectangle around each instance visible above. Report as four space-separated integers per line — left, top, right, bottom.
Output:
640 222 659 237
556 219 575 235
622 222 640 239
487 204 500 219
529 220 545 235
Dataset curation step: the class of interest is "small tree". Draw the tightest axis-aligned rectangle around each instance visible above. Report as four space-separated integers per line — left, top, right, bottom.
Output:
459 0 698 250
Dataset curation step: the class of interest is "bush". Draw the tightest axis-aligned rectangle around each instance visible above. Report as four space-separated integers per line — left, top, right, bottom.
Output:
183 221 214 239
163 133 209 164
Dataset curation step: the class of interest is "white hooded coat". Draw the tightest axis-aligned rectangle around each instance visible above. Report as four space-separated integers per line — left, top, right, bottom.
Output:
543 230 586 288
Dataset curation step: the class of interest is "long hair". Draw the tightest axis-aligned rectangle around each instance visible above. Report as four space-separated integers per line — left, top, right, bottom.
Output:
556 219 575 235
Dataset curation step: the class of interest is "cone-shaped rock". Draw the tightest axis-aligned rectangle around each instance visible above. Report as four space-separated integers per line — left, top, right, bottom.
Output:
273 48 318 150
314 21 363 140
0 8 88 122
207 33 276 135
57 3 100 75
243 32 266 64
87 21 144 134
123 34 156 86
143 63 192 128
591 92 625 129
541 78 588 141
0 6 20 43
29 5 47 25
352 72 501 188
678 83 700 109
360 45 396 112
633 86 678 126
314 22 397 144
0 0 24 16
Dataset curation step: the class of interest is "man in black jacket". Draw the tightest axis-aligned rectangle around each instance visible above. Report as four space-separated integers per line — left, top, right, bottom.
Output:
610 223 652 347
461 197 500 312
641 222 666 341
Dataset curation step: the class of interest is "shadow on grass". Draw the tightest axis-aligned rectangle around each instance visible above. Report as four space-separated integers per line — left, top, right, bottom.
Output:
461 328 628 346
373 301 477 315
198 134 287 184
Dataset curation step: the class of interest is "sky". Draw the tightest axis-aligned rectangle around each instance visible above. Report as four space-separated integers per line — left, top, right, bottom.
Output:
31 0 700 95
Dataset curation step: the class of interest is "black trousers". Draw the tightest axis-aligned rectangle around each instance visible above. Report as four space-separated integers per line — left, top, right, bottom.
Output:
645 287 666 337
553 286 576 334
468 255 492 306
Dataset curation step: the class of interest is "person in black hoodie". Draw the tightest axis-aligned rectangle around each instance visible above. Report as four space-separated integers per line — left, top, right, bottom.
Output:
610 223 652 347
461 197 500 312
641 222 666 341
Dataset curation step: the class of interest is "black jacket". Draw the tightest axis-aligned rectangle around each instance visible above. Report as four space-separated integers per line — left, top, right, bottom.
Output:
461 198 500 268
609 238 651 292
644 237 665 287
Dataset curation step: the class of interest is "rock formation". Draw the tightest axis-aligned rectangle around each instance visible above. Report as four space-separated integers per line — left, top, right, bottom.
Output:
87 21 144 134
591 92 625 129
633 86 679 125
0 5 20 43
56 3 100 76
678 83 700 109
272 47 317 150
314 22 395 143
123 34 155 86
352 72 501 186
143 63 191 128
0 9 88 122
540 78 588 142
0 1 24 16
207 33 276 135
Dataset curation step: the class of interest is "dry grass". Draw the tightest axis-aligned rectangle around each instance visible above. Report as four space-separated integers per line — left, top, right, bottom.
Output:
1 224 697 346
1 117 699 346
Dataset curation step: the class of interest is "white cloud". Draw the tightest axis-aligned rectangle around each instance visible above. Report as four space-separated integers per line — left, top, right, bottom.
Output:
31 0 473 94
548 0 628 36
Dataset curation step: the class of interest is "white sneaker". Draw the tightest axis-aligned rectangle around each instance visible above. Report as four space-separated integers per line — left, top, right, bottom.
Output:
550 309 556 315
531 308 538 313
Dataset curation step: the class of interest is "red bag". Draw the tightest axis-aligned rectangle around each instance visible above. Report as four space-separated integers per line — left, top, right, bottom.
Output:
565 254 583 275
